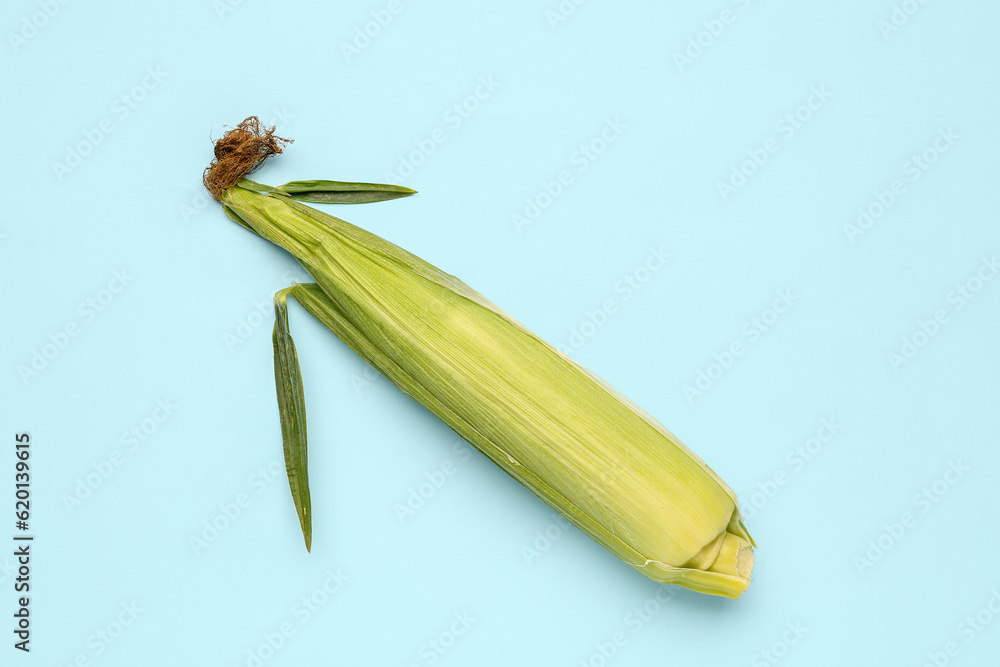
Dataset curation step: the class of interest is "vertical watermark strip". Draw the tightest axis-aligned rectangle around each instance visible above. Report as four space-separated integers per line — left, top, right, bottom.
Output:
13 432 32 652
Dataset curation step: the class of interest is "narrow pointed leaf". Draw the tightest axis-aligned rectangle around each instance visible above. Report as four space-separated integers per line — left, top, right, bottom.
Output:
273 287 312 551
236 178 275 193
276 179 416 204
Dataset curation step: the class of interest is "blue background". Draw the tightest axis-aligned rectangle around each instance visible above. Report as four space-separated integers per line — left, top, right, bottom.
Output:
2 1 999 665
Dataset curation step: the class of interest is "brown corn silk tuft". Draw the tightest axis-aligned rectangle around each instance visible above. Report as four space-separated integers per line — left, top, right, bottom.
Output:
203 116 292 200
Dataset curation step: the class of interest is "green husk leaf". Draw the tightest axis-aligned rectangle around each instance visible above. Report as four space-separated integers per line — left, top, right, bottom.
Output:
223 205 256 233
236 178 276 193
207 117 755 597
276 179 416 204
264 252 754 597
273 286 311 552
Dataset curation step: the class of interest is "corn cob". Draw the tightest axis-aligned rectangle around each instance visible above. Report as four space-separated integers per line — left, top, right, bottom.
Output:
205 118 755 598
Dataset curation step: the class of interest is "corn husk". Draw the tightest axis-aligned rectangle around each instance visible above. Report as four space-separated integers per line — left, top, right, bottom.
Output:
218 178 755 598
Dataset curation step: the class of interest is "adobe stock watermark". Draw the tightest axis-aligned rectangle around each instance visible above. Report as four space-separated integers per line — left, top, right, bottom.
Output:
179 108 295 224
57 600 144 666
521 513 572 566
716 86 833 202
234 566 349 667
920 588 1000 667
17 269 134 386
576 587 678 667
214 0 253 21
224 267 310 353
887 255 997 372
405 611 477 667
188 459 285 556
511 117 628 233
853 459 969 576
384 75 502 183
225 298 271 352
750 621 808 667
178 184 216 225
671 0 761 73
0 557 17 586
7 0 72 53
843 127 959 244
877 0 933 40
61 398 178 513
51 66 168 182
741 418 843 521
555 246 670 356
544 0 588 30
340 0 414 63
350 363 387 395
682 288 798 403
394 440 473 524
